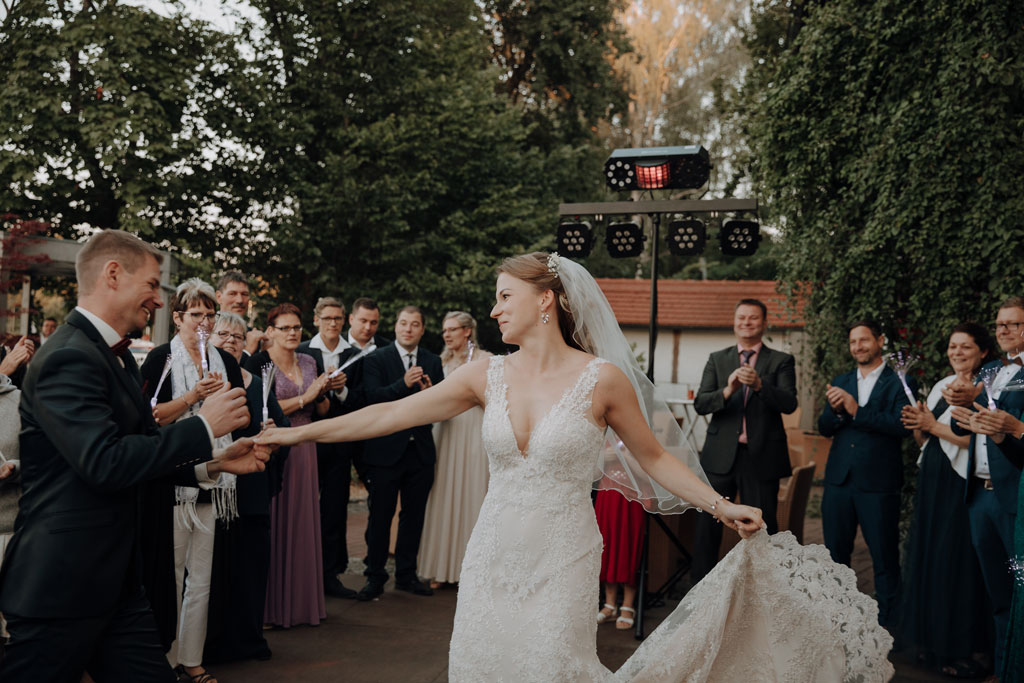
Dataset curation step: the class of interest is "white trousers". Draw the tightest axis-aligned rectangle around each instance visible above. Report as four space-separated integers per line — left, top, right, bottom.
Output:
168 502 215 668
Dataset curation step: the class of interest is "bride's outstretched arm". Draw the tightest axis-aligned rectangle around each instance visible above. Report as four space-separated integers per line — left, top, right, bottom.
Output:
597 364 765 537
257 361 486 447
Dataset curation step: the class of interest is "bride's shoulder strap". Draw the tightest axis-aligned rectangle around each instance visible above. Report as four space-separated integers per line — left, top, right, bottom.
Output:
565 357 606 413
483 354 505 405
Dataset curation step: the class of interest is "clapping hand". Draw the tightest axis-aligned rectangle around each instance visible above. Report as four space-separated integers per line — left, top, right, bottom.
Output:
953 403 1022 441
0 336 34 376
194 372 225 401
901 401 936 432
941 379 982 408
825 384 857 416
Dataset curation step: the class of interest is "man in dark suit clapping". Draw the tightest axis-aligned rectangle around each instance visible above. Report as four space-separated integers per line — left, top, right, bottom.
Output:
817 320 914 629
691 299 798 584
0 230 264 682
357 305 443 601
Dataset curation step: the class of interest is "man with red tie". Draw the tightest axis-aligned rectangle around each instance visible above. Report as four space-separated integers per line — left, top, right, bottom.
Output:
691 299 798 585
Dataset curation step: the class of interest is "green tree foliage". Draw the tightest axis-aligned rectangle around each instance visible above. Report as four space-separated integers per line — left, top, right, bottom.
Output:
744 0 1024 386
0 0 239 264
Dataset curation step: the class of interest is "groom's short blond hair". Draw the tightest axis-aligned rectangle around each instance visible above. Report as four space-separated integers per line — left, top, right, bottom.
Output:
76 230 163 296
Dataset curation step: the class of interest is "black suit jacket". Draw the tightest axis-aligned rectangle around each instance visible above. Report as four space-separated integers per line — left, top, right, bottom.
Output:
0 310 214 619
817 366 914 493
694 344 798 480
362 342 444 467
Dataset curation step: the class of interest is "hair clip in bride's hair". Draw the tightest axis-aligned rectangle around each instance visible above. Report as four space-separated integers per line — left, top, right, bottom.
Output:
546 252 561 279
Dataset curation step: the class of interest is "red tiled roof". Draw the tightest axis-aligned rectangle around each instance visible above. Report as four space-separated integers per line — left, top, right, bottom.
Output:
595 279 805 329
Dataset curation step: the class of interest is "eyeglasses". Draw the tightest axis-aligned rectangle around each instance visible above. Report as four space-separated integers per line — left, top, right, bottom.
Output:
215 330 245 342
318 317 344 325
993 322 1024 332
442 326 468 334
187 312 217 323
272 325 302 334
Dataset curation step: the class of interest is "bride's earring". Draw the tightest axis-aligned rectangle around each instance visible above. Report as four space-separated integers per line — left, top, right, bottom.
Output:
541 311 550 324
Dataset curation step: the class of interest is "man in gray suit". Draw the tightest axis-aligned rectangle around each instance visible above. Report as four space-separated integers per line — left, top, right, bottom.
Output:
690 298 798 584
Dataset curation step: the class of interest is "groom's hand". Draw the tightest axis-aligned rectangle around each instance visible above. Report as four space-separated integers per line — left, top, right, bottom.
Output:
208 437 270 475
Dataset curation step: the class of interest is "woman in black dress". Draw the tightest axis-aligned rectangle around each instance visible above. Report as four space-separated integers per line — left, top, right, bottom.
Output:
202 312 290 664
899 322 995 677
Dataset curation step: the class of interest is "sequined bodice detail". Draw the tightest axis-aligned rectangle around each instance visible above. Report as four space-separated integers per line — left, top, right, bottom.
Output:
481 355 606 502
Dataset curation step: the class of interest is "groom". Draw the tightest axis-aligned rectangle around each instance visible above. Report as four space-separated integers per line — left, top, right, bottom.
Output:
0 230 260 682
357 305 443 601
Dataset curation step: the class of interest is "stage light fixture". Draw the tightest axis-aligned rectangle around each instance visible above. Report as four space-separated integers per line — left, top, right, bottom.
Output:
605 222 646 258
604 146 711 192
556 222 595 257
667 218 706 256
719 219 761 256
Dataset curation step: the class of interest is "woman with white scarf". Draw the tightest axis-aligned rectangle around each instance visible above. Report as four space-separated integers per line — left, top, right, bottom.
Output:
143 278 247 683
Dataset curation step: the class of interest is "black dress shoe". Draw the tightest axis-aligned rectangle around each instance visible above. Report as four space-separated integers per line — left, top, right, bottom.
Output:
356 582 385 602
394 578 434 596
325 576 358 599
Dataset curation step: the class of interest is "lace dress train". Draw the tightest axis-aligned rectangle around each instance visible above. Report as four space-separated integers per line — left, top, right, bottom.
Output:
448 356 893 682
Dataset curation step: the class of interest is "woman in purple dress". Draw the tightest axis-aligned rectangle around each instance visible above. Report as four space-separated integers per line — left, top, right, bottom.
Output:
260 303 331 627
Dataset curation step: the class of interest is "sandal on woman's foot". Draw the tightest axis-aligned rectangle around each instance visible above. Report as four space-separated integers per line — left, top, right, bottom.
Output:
939 658 986 679
184 668 218 683
596 603 617 624
616 606 635 630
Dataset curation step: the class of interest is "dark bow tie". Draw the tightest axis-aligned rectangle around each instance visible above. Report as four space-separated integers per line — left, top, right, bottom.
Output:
110 337 132 356
1002 356 1023 367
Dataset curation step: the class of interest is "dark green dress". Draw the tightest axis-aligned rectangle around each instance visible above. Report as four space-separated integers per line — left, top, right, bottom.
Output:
898 405 991 664
1002 478 1024 681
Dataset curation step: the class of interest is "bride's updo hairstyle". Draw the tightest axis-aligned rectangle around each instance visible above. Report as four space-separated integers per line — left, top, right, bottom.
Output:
498 252 584 352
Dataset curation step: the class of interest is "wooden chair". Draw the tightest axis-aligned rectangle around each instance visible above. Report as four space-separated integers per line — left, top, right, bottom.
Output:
776 461 816 544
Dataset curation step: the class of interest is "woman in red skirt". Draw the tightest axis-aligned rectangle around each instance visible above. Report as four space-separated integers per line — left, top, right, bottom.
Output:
594 489 646 630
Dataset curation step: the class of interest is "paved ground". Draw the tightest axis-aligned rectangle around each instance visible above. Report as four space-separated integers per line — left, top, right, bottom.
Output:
213 486 957 682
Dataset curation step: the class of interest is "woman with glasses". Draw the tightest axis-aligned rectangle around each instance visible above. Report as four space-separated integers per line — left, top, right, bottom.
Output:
140 278 246 683
258 303 331 628
419 312 491 589
899 322 995 678
203 312 290 664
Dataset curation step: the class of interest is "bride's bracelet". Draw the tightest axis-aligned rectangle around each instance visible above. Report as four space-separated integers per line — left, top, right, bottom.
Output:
707 495 730 520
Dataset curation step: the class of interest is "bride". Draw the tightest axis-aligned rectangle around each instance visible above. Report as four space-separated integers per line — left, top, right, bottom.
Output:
260 253 894 682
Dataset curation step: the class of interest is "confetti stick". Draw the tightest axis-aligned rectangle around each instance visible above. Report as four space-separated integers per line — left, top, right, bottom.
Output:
329 348 371 378
261 363 276 424
197 326 210 378
150 355 173 409
884 350 918 405
977 366 1000 410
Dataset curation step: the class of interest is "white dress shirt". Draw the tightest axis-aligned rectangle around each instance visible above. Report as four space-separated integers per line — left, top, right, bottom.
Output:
973 356 1023 478
347 332 378 353
398 345 419 369
856 362 885 407
75 306 217 482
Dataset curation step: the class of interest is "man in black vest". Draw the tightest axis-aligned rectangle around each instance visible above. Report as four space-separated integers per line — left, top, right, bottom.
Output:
691 299 798 584
0 230 263 682
357 305 443 601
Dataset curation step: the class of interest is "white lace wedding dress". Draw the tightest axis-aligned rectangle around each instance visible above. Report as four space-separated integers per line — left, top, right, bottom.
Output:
448 356 894 682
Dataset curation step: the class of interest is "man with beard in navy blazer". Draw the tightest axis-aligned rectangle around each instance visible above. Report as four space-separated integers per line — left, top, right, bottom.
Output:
0 230 261 682
356 305 443 601
818 320 914 629
948 297 1024 676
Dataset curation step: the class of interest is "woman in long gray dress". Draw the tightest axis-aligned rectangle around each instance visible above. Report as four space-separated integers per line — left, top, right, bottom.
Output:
419 311 491 588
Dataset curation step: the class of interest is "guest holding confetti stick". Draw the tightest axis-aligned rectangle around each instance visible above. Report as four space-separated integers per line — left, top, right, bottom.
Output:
949 298 1024 677
141 278 247 683
259 303 331 627
899 323 995 678
203 312 290 664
